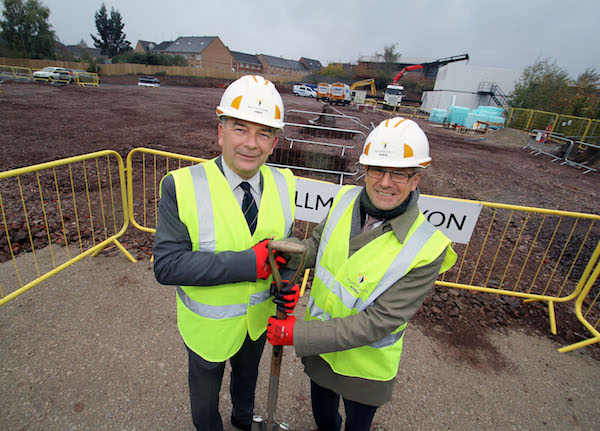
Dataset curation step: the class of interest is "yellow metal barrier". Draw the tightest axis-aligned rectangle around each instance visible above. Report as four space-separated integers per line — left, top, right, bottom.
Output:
435 200 600 335
376 104 429 120
558 259 600 352
0 64 14 78
74 71 100 87
0 151 135 306
1 65 98 86
126 148 206 233
527 110 559 131
505 108 599 144
3 147 598 351
328 195 597 338
1 65 32 81
124 148 600 337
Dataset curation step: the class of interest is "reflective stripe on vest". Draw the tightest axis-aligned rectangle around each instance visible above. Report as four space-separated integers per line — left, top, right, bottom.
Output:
313 199 437 314
186 163 293 251
308 296 406 349
178 162 293 321
316 186 362 268
188 163 216 252
268 165 293 236
310 189 438 350
177 286 273 319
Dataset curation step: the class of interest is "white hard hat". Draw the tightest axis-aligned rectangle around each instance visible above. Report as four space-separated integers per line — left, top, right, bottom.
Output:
216 75 284 130
359 117 431 168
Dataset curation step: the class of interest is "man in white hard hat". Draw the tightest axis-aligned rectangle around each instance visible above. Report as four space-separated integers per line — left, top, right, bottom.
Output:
267 118 457 431
153 75 296 431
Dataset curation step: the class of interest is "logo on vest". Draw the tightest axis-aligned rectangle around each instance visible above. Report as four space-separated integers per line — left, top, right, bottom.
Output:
346 273 368 296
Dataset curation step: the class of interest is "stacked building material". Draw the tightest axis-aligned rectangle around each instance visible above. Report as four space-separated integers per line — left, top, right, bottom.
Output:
429 109 447 123
446 106 470 126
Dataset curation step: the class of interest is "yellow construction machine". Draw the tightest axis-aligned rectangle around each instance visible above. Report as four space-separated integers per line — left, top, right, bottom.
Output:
350 78 376 96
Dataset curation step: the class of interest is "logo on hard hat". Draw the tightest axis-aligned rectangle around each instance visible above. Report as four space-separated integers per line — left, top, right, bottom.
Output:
248 99 268 116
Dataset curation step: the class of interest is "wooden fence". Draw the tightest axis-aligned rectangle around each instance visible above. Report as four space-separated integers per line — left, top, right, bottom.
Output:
0 57 308 83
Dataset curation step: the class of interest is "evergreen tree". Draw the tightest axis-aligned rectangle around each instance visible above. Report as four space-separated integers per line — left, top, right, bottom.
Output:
90 3 131 57
0 0 55 58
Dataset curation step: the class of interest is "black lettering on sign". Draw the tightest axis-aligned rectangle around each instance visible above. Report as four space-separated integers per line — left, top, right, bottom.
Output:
295 191 301 208
304 193 314 210
448 213 466 231
423 210 467 231
424 210 445 227
316 195 333 211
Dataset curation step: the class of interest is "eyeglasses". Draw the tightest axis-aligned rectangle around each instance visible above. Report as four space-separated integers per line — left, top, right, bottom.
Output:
366 167 419 184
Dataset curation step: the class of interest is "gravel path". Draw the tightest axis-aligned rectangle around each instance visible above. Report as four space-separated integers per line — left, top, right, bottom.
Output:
1 248 599 431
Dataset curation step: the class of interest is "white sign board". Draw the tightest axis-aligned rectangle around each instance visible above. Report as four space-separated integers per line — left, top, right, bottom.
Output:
295 178 482 244
295 178 339 223
417 195 482 244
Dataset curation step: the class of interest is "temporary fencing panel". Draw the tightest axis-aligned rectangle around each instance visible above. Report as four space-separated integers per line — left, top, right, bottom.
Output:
564 140 600 174
524 130 598 174
377 104 429 120
584 120 600 145
294 194 600 339
436 201 600 335
552 115 591 139
0 64 98 86
74 71 100 87
126 148 206 233
526 110 559 132
2 147 600 352
0 65 33 81
506 108 532 130
559 259 600 352
524 130 574 162
278 108 367 184
0 151 134 306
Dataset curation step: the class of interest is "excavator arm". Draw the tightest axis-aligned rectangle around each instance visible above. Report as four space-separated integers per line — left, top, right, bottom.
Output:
391 65 424 84
350 78 376 95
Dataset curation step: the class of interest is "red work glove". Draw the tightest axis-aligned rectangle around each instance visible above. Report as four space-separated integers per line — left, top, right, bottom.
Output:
252 239 286 280
270 280 300 314
267 315 296 346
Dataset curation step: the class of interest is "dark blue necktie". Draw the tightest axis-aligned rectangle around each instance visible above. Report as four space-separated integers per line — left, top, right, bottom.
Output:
240 182 258 234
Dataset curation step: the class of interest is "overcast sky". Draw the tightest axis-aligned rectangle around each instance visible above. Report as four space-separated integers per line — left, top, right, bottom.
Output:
13 0 600 79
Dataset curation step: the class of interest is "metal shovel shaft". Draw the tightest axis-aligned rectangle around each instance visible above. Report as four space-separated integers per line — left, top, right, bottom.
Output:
265 240 307 430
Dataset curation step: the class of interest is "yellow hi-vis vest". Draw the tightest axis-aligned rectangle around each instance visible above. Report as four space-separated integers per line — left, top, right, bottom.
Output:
307 186 456 381
165 158 295 362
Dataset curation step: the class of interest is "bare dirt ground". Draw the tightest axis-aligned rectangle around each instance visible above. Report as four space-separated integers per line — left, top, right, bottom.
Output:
1 78 600 430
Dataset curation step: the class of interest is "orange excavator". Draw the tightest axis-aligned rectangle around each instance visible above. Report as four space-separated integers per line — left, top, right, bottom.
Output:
384 54 469 108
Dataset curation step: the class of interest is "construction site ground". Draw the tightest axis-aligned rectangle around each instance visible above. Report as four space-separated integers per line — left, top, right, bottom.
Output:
1 78 599 430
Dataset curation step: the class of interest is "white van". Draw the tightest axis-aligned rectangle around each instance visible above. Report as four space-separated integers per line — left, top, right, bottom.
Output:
329 83 351 105
293 84 317 98
138 76 160 87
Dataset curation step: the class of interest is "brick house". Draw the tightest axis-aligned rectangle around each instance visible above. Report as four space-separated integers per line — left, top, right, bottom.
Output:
258 54 309 76
159 36 232 70
299 57 323 73
230 51 263 74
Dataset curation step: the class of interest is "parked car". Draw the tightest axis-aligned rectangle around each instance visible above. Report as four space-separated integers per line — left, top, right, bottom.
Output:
68 69 87 83
138 76 160 87
32 66 74 83
293 84 317 98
